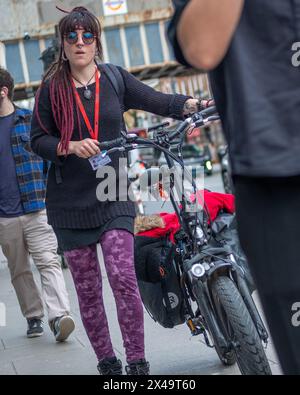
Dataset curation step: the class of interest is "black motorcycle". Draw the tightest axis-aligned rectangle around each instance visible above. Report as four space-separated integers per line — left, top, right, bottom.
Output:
98 107 272 375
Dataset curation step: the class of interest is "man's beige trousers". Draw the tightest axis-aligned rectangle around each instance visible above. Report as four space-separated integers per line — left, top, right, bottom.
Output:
0 210 70 322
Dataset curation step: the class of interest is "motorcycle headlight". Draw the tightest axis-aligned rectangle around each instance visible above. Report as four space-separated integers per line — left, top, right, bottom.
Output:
205 161 212 171
190 263 205 278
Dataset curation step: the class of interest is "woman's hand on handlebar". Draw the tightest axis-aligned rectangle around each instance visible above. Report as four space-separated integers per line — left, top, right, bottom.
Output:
183 98 215 117
57 138 101 158
200 98 215 109
183 98 199 116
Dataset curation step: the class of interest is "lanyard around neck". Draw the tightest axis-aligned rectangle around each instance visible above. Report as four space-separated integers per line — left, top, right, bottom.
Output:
71 69 100 141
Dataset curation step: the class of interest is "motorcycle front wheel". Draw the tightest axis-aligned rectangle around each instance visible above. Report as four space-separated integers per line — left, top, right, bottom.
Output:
211 276 272 375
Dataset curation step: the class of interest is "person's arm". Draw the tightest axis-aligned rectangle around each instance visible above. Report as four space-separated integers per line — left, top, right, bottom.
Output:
119 67 202 120
177 0 244 70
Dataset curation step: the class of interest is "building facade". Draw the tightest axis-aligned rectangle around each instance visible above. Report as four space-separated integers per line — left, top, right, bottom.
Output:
0 0 210 102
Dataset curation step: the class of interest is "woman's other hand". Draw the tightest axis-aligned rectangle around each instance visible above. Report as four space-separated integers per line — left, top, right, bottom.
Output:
58 138 101 158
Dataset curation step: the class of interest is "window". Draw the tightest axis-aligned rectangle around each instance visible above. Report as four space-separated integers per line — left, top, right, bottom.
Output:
105 28 125 67
24 40 43 82
5 42 24 84
145 23 164 64
125 25 145 67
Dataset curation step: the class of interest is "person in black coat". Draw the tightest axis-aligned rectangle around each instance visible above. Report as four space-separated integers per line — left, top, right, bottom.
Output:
168 0 300 375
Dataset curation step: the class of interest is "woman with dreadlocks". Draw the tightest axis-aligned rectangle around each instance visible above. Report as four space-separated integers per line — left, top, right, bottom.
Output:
31 6 204 375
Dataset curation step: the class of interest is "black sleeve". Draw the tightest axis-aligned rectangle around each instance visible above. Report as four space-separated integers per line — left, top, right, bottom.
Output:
168 0 192 67
30 82 65 166
118 67 191 120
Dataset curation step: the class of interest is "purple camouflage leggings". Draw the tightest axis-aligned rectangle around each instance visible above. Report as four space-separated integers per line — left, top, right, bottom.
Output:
64 229 145 363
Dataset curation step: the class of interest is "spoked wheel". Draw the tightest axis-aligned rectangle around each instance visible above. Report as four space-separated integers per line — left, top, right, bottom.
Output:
211 276 272 375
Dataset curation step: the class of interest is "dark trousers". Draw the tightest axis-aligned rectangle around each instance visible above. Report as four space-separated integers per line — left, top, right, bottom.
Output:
234 176 300 375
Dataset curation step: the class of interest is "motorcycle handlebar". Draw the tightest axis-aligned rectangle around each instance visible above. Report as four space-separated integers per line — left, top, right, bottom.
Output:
168 119 191 141
98 106 218 151
148 121 170 132
169 106 218 141
98 137 124 151
199 106 218 118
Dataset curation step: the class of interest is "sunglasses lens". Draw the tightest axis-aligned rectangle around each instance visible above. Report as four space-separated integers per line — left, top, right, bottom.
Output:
83 32 94 44
66 31 78 44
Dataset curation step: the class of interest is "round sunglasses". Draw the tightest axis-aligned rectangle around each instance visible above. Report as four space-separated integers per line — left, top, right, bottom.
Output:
64 31 95 45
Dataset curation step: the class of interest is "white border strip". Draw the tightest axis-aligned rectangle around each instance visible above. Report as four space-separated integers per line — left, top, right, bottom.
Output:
101 30 109 63
159 20 170 62
140 23 150 66
39 38 46 53
0 42 6 68
120 26 130 68
19 40 30 84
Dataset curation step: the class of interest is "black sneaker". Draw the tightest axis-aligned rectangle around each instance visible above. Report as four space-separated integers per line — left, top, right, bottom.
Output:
50 315 75 342
97 357 123 375
125 359 150 375
27 318 44 338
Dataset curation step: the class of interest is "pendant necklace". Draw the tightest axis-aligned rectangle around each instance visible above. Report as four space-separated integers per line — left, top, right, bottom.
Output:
72 69 96 100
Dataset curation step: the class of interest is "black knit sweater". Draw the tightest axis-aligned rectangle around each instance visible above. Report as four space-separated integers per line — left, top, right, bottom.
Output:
30 65 190 229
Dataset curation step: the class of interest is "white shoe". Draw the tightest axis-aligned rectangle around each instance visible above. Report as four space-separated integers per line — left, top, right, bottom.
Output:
52 315 75 342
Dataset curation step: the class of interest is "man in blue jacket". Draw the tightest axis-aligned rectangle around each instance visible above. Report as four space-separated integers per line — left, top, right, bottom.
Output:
0 67 75 341
168 0 300 374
